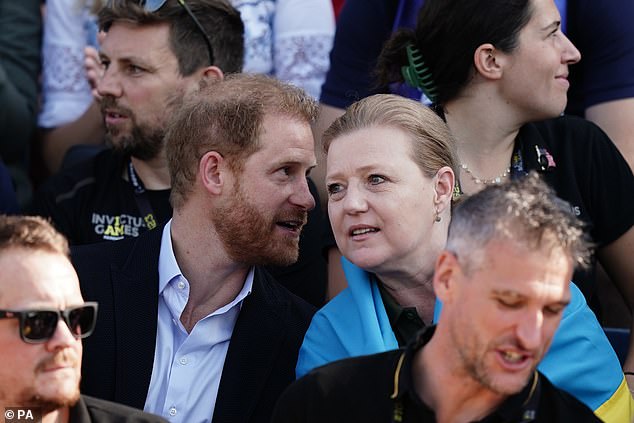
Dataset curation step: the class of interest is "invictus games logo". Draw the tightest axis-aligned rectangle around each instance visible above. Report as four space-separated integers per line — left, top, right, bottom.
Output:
91 213 149 240
4 408 41 422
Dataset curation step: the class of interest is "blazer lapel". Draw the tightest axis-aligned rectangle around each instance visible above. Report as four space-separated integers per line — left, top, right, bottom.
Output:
212 268 286 423
111 227 163 409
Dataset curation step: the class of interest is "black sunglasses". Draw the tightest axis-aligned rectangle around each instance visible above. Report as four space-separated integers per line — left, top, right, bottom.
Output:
0 302 98 344
142 0 215 65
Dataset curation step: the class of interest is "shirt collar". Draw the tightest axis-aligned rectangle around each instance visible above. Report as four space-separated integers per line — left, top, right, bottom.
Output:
158 219 180 294
376 277 426 346
158 219 255 306
392 326 541 422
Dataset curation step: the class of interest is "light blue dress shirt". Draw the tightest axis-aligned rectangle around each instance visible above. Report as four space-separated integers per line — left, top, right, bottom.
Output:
144 220 254 423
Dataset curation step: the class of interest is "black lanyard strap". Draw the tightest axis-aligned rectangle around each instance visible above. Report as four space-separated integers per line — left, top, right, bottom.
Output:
127 160 157 230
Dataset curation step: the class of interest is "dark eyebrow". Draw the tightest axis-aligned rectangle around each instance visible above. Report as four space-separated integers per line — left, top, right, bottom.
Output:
541 20 560 32
492 289 571 308
492 289 525 300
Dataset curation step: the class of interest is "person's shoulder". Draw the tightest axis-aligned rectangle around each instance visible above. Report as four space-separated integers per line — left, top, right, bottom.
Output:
275 350 402 422
522 115 614 161
34 149 121 203
529 115 603 139
305 285 355 330
77 395 168 422
71 224 162 267
536 373 602 422
72 236 136 265
311 347 402 378
253 266 317 320
292 348 402 403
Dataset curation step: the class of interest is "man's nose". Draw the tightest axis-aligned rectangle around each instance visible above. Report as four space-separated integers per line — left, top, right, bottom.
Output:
46 319 78 351
97 66 123 98
291 178 316 211
516 310 543 351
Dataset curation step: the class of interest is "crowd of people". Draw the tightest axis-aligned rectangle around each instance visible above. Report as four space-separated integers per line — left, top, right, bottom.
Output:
1 0 633 422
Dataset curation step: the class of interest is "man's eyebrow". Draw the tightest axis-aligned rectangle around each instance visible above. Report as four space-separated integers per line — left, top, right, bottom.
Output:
492 289 525 300
270 158 317 171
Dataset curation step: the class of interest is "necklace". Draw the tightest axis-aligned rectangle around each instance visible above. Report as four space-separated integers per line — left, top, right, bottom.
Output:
460 163 510 185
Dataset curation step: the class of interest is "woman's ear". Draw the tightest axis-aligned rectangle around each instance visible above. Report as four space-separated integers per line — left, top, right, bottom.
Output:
433 166 455 213
473 43 503 81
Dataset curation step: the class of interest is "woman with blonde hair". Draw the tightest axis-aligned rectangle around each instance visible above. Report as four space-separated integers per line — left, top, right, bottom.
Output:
298 92 630 422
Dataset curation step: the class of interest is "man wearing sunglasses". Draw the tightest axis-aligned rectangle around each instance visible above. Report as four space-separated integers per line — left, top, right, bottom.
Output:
0 215 167 422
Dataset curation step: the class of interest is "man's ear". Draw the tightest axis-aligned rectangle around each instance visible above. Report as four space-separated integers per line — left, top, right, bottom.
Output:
433 250 461 303
201 65 224 82
199 151 227 195
473 43 503 81
433 166 455 214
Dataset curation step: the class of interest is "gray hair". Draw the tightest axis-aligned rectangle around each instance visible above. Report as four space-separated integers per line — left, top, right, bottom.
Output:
446 172 591 274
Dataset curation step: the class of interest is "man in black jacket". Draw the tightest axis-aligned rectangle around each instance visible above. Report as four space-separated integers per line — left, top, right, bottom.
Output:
73 73 318 423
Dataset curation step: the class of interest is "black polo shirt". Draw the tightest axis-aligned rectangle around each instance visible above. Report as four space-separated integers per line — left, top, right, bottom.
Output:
514 116 634 312
377 279 426 346
452 115 634 311
31 149 172 245
272 326 602 423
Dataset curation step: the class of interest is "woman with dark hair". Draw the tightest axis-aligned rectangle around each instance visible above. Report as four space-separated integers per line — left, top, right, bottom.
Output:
377 0 634 385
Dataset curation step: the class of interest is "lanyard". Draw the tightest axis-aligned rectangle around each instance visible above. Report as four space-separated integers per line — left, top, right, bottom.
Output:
127 160 158 230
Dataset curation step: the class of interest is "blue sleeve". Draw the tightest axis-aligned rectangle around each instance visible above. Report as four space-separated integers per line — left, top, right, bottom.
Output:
297 260 399 378
296 306 349 379
319 0 397 108
566 0 634 111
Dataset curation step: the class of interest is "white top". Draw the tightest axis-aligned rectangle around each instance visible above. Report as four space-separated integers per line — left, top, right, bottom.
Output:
143 220 254 423
38 0 335 129
234 0 335 98
39 0 98 128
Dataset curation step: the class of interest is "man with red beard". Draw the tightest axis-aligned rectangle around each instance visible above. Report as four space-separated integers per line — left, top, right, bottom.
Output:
30 0 326 308
0 215 166 423
71 73 318 423
272 175 601 423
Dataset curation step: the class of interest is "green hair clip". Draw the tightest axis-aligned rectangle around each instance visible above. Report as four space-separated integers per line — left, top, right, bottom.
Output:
401 43 438 102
